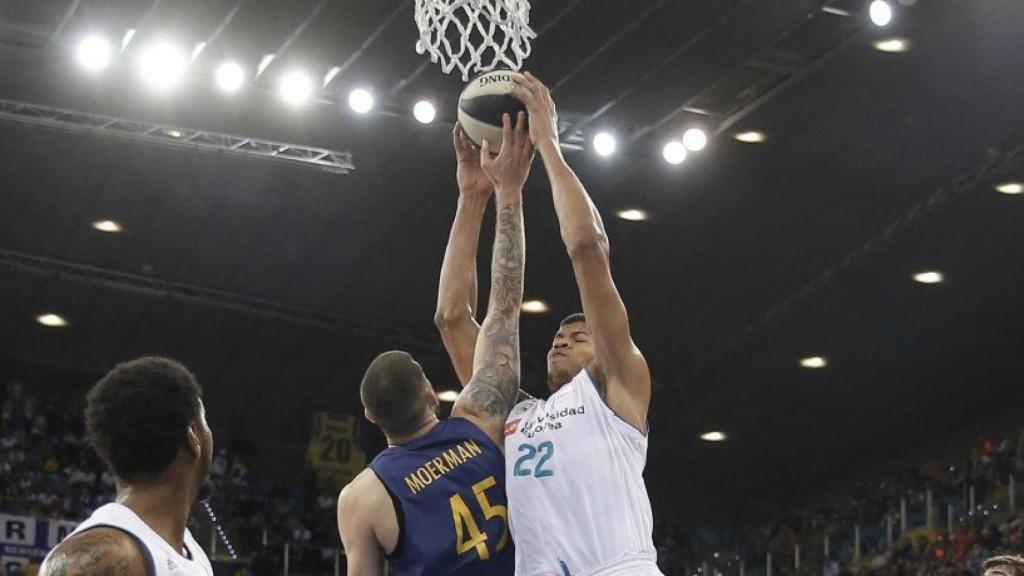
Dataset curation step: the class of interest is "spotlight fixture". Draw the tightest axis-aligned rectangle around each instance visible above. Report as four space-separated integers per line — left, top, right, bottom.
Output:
593 132 617 157
912 271 944 284
348 89 374 114
662 141 687 165
120 29 136 52
734 131 766 143
139 43 187 89
77 35 112 71
438 390 459 402
874 38 909 53
279 71 313 106
216 62 245 93
700 431 728 442
616 209 648 222
682 128 708 152
36 314 68 328
869 0 893 26
799 356 828 369
91 220 123 233
521 300 549 314
995 182 1023 195
413 100 437 124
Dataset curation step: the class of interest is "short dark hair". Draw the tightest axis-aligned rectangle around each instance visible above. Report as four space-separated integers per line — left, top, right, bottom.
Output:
559 313 586 328
86 357 203 481
984 556 1024 575
361 351 429 436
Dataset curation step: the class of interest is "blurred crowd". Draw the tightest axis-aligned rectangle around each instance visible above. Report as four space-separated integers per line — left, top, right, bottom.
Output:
3 373 1021 576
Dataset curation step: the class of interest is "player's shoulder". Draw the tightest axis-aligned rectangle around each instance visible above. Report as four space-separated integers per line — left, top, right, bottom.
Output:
338 468 390 517
340 468 384 501
42 527 148 576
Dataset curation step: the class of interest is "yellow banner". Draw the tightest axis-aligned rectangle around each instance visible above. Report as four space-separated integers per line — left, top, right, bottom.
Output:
307 412 366 490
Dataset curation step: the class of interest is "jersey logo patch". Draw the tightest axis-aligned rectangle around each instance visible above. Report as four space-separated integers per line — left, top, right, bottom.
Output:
504 419 521 437
167 558 179 571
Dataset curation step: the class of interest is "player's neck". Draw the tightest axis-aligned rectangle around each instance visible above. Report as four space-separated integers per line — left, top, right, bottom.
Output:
116 470 196 554
386 416 440 447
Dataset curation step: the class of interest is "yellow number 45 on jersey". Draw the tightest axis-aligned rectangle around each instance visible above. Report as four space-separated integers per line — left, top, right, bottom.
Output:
449 476 509 560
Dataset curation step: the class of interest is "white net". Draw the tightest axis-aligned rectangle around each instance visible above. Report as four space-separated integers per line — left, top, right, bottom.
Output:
415 0 536 81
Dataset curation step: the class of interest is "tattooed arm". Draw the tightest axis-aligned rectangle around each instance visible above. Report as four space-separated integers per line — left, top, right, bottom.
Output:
40 528 148 576
452 112 533 447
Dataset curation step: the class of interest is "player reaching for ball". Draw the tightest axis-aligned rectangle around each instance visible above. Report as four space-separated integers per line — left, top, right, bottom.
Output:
435 73 662 576
338 113 534 576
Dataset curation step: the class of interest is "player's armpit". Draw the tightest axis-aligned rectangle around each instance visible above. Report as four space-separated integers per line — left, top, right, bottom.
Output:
40 528 147 576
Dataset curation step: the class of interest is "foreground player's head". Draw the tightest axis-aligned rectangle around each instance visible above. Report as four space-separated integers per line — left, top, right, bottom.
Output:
984 556 1024 576
86 356 213 493
547 313 595 392
361 351 439 439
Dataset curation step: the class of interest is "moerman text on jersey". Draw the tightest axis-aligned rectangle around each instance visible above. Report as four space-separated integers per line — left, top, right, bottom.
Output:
403 439 484 495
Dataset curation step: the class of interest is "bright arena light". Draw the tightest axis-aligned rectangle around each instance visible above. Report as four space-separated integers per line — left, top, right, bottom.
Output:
216 62 245 93
682 128 708 152
413 100 437 124
995 182 1023 195
593 132 617 157
874 38 909 53
662 141 688 165
348 88 374 114
734 131 766 143
77 35 112 71
700 431 728 442
521 300 549 314
139 43 187 89
912 271 944 284
438 390 459 402
92 220 123 233
800 356 828 369
36 314 68 328
869 0 893 26
616 209 648 222
279 71 314 106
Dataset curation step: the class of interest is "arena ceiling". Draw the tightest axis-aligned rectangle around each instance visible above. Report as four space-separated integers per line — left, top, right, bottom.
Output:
1 0 1023 527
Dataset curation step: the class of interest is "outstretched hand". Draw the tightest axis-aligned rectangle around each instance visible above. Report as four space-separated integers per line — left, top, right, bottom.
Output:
480 111 535 194
509 72 559 152
454 124 493 199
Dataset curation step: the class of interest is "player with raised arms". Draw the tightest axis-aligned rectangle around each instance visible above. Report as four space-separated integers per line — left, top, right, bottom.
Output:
435 72 661 576
338 112 534 575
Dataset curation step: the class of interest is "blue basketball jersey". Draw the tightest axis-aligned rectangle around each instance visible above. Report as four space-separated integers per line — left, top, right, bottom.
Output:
369 417 514 576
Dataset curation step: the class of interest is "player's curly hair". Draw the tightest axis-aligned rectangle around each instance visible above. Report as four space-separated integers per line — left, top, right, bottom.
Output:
984 555 1024 575
86 356 203 481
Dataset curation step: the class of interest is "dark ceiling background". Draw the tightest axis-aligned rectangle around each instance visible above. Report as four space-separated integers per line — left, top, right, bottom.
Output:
1 0 1023 527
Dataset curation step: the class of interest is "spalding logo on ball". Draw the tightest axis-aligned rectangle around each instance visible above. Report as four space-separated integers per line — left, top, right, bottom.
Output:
458 70 528 150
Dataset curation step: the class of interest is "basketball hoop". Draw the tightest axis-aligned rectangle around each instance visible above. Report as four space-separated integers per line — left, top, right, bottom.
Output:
415 0 536 81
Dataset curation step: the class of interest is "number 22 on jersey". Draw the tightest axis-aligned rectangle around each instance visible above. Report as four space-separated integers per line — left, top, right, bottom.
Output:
449 476 508 560
514 441 555 477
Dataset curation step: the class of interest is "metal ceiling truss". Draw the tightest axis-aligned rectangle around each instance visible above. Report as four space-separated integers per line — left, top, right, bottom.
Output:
0 249 437 353
0 99 355 174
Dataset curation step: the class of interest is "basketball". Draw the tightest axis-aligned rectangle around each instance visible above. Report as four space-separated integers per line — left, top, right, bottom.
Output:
457 70 529 149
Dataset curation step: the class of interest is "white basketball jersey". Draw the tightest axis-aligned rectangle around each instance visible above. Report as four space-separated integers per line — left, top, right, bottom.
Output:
503 369 662 576
65 503 214 576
